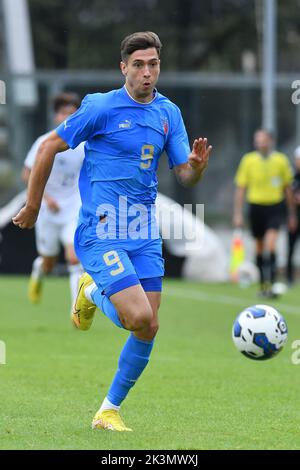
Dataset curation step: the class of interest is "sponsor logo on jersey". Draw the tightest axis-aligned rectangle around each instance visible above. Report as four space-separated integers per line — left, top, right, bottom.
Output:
64 120 71 130
119 119 132 129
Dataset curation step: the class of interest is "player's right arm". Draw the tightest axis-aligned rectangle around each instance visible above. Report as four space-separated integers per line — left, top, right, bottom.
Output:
14 94 104 229
22 163 60 213
13 131 69 229
21 166 31 185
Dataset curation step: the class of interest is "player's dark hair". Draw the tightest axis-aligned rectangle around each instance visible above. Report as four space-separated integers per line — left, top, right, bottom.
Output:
121 31 162 62
52 92 81 113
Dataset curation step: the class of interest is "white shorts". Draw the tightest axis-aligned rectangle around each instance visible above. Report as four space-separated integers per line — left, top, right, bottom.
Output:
35 210 78 257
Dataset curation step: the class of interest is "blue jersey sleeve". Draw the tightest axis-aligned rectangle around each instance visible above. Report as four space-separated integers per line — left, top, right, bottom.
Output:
165 106 190 169
55 94 104 149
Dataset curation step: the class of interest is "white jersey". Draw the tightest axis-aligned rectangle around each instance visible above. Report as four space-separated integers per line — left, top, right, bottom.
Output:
24 131 85 222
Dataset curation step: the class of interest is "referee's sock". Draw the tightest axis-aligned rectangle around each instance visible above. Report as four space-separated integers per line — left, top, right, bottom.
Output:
268 252 277 284
260 252 277 287
263 255 271 286
256 254 265 287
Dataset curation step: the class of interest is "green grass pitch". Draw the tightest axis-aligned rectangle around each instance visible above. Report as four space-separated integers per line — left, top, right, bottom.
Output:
1 275 300 450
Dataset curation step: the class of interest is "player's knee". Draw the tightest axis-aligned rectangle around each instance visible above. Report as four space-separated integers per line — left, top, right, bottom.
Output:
126 306 153 331
149 318 159 337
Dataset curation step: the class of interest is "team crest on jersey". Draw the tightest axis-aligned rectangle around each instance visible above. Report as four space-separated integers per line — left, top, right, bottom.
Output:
161 116 169 134
119 119 132 129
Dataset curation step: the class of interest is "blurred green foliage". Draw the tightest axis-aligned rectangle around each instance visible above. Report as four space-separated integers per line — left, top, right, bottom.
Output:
28 0 300 72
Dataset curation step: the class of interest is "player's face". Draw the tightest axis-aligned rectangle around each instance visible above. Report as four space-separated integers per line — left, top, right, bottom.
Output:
254 131 273 154
54 104 78 125
120 48 160 102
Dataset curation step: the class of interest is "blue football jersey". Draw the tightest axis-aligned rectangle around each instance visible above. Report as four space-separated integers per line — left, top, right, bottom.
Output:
56 86 190 235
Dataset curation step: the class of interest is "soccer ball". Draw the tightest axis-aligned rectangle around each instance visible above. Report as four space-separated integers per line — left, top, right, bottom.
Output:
232 304 288 360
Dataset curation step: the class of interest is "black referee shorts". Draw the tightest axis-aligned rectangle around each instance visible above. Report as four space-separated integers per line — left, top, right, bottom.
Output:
248 202 285 239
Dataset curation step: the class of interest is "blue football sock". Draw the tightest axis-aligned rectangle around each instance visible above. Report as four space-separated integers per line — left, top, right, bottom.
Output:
91 288 123 329
107 333 154 406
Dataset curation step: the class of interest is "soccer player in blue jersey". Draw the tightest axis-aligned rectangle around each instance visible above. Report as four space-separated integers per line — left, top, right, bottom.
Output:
13 31 212 432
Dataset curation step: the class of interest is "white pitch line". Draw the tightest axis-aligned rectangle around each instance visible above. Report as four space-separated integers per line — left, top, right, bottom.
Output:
163 287 300 315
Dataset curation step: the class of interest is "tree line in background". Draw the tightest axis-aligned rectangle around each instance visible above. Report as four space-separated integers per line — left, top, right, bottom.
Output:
28 0 300 72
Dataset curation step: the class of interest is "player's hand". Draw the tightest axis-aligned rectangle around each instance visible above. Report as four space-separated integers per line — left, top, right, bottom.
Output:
188 138 212 173
233 213 244 228
44 195 60 213
12 205 39 229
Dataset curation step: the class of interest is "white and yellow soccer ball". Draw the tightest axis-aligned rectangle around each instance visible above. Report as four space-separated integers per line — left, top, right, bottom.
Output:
232 305 288 360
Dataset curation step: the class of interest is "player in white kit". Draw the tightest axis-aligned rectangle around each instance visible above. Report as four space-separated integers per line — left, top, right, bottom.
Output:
22 92 85 306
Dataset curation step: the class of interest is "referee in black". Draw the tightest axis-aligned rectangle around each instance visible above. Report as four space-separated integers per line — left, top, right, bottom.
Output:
233 129 297 297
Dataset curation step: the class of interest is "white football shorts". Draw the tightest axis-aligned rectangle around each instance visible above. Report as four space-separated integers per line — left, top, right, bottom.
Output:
35 209 78 257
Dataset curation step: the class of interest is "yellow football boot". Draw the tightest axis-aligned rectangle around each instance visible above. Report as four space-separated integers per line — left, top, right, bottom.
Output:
71 272 97 330
92 410 132 432
28 277 42 304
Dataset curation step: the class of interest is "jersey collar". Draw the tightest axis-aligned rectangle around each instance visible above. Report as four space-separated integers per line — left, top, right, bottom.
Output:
123 85 157 105
257 151 273 159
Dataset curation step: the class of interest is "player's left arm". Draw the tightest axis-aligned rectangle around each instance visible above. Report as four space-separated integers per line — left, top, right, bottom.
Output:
174 137 212 188
21 165 60 213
